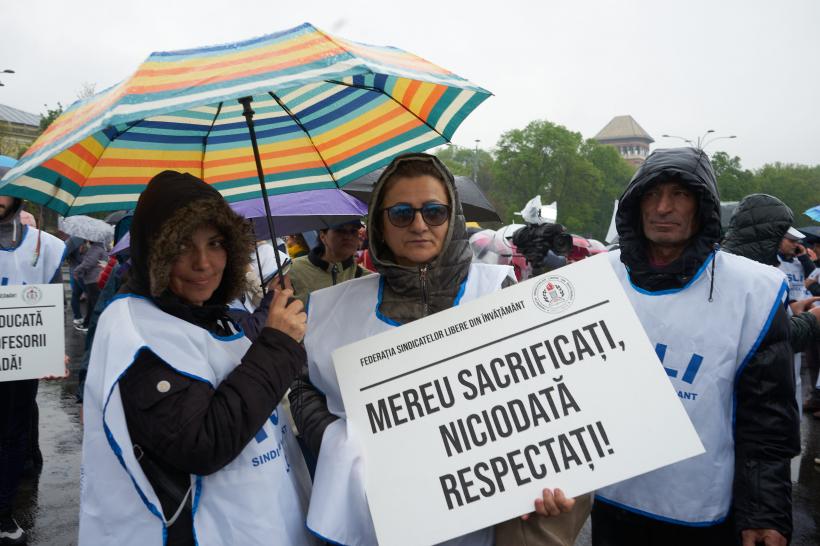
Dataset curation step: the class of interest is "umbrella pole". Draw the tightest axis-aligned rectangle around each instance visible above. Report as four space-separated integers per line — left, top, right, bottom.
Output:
239 97 287 290
251 226 267 298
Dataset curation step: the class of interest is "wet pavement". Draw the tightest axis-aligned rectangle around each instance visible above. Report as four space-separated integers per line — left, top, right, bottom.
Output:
9 291 820 545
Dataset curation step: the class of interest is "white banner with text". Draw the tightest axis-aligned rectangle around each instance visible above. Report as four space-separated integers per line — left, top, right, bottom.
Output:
333 255 704 545
0 283 65 381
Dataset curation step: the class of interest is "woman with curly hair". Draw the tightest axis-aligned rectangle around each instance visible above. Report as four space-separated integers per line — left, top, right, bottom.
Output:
79 171 316 546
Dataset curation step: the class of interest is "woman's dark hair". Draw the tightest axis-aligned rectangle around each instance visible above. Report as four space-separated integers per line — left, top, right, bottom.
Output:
380 159 448 201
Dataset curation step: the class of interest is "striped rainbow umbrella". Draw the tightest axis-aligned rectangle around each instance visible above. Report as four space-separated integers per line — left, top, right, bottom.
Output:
0 23 490 216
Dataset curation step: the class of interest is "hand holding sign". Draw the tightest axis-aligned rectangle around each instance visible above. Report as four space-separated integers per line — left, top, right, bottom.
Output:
520 488 575 520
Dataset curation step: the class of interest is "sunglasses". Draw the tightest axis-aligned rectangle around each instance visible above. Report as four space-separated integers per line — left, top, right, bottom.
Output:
382 203 450 228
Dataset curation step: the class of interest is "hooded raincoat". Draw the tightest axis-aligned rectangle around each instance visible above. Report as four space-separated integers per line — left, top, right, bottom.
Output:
723 194 820 352
593 148 799 542
79 171 315 546
292 154 518 546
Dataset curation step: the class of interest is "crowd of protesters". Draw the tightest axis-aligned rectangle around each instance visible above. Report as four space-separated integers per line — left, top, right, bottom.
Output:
0 148 818 545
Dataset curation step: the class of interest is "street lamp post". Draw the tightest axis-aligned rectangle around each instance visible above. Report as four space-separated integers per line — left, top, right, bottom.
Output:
696 129 715 149
661 130 736 151
0 69 14 87
702 135 737 150
473 139 480 182
661 134 693 146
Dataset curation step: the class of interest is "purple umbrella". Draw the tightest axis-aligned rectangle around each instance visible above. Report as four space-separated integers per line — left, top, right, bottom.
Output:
234 188 367 238
111 189 367 255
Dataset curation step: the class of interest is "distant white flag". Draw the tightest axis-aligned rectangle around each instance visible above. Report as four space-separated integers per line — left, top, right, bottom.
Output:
541 201 558 223
605 200 619 244
517 195 558 225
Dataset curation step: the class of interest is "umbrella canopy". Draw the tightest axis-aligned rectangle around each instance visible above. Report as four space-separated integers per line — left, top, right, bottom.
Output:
798 225 820 241
343 168 500 222
58 215 114 243
110 188 367 254
0 23 489 216
0 155 16 179
104 210 131 225
805 206 820 222
233 188 367 236
720 201 739 230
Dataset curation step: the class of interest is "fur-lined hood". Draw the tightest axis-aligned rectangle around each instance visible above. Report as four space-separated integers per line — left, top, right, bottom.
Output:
128 171 253 306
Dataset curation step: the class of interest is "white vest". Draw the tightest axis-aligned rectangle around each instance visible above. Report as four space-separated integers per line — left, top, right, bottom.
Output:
0 225 65 285
305 263 512 546
778 255 810 302
597 250 788 525
80 295 316 546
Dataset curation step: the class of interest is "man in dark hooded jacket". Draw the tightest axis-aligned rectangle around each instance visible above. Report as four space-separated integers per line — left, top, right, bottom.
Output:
723 194 820 351
593 148 799 546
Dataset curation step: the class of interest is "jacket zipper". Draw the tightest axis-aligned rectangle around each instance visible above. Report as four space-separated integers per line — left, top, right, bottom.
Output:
331 263 338 285
419 265 429 317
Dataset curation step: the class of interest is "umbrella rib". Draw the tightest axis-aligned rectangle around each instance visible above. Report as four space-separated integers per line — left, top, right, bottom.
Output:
326 80 450 143
267 91 340 188
201 102 223 178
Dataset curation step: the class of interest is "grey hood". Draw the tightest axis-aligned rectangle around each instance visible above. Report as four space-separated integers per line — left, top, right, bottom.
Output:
367 153 472 324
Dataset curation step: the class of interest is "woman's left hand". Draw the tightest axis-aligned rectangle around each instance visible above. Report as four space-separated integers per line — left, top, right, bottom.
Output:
520 488 575 520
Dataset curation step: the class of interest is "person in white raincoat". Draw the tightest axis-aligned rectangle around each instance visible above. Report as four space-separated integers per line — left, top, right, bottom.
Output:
79 171 317 546
290 154 579 546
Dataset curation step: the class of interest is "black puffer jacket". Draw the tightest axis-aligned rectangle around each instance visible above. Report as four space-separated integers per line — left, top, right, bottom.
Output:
616 149 799 539
723 194 820 352
722 193 793 267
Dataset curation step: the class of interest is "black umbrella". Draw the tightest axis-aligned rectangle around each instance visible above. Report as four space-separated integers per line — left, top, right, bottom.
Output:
719 201 738 230
798 225 820 243
343 169 501 223
104 210 130 225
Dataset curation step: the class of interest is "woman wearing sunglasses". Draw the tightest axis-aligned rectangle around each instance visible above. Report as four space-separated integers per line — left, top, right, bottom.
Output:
292 153 577 545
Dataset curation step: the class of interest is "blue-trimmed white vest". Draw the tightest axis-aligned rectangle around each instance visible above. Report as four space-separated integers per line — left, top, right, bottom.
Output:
777 255 810 302
596 250 788 525
79 295 316 546
0 225 65 285
305 263 513 546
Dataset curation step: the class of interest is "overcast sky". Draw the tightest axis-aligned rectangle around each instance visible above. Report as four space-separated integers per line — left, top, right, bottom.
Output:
2 0 818 169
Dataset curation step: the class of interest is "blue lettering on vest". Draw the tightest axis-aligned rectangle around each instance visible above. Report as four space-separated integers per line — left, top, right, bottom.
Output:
655 343 704 385
251 443 282 467
254 408 280 443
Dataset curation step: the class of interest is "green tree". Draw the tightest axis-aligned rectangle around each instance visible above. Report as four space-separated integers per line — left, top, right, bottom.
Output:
490 120 633 239
579 140 635 239
710 151 756 201
435 144 495 192
39 102 64 132
753 163 820 226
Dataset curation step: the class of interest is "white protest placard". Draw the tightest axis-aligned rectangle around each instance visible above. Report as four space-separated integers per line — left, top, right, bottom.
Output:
0 284 65 381
333 255 704 546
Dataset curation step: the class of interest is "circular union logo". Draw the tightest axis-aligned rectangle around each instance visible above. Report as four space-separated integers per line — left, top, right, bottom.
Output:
532 275 574 313
21 286 42 305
